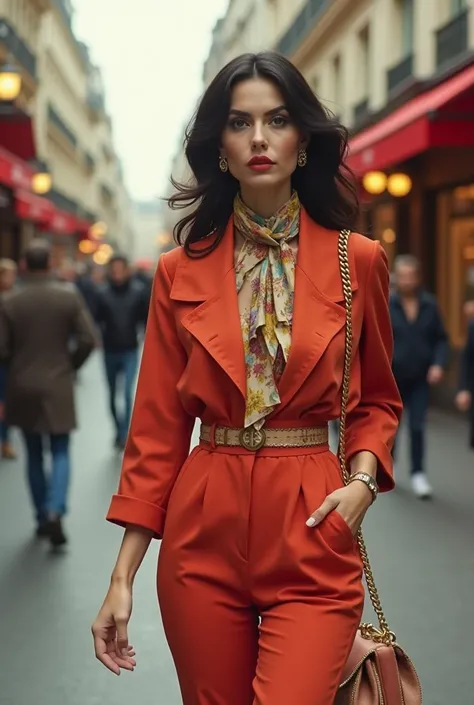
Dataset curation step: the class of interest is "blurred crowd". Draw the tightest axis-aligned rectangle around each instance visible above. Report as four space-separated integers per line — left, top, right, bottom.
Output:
0 241 473 549
0 243 152 547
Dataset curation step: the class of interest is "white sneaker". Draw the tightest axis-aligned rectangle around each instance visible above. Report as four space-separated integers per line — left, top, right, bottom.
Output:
411 473 433 499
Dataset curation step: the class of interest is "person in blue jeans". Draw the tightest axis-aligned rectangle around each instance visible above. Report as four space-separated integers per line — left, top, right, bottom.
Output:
0 240 96 546
390 255 449 499
95 255 149 449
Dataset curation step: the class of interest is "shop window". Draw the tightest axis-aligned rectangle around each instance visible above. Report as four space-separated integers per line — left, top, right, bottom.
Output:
452 184 474 216
371 202 397 270
437 183 474 348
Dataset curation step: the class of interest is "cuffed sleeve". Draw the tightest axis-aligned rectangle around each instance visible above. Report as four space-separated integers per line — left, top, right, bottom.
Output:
106 254 194 537
345 243 402 492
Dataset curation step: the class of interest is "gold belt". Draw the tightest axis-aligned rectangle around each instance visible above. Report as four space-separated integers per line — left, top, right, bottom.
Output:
200 424 328 452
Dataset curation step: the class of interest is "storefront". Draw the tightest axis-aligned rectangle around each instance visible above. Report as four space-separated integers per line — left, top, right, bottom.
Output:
348 60 474 400
0 143 93 264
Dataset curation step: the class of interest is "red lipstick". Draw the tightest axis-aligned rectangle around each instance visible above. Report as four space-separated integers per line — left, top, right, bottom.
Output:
247 155 275 172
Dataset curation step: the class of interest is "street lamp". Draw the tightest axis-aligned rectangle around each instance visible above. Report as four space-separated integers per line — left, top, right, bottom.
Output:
387 173 412 197
362 171 387 195
89 221 108 240
31 160 52 195
78 239 97 255
0 64 22 102
93 243 113 265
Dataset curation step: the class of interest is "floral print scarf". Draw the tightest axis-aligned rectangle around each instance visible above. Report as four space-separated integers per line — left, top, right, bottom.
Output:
234 191 300 429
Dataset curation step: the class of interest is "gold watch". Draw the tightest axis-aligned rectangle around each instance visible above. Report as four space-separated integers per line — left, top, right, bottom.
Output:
348 472 379 503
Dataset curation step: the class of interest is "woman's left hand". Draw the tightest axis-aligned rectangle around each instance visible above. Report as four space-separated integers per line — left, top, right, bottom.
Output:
306 481 373 536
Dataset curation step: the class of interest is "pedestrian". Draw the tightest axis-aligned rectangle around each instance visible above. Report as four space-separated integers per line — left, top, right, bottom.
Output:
92 52 402 704
95 254 149 450
0 239 97 546
0 258 18 459
390 254 449 498
455 317 474 448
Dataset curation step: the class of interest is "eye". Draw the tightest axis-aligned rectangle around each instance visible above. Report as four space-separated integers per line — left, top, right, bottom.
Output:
228 117 248 130
270 115 289 127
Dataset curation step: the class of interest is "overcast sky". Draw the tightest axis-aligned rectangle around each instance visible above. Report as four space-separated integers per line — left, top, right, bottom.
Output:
74 0 228 202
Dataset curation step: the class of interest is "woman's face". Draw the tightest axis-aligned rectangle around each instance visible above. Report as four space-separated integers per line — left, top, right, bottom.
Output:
220 77 305 193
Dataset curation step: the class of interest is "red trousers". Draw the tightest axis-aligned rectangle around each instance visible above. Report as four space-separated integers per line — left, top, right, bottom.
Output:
158 442 364 705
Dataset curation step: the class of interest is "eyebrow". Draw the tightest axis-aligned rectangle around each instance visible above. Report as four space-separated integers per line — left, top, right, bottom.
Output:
228 105 288 118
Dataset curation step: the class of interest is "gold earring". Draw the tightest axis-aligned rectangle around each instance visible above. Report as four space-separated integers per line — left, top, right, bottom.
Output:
297 149 307 168
219 156 228 173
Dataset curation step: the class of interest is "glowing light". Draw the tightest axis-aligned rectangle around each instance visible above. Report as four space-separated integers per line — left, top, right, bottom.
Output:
0 65 22 101
92 243 114 265
382 228 396 244
387 173 412 197
78 240 97 255
89 221 108 240
31 172 52 195
362 171 387 195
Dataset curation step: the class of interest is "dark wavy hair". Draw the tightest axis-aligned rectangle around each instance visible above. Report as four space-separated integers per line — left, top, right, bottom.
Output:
168 51 359 257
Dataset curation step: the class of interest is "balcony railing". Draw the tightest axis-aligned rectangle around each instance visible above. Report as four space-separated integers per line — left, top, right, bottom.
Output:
277 0 331 56
436 10 469 69
387 54 414 94
353 98 370 126
47 105 77 148
0 18 37 79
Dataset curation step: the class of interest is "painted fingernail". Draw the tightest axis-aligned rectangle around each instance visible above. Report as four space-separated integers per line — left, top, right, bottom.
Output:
306 517 316 527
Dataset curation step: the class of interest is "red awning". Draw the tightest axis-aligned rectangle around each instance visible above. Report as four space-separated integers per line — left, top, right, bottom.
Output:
0 146 35 190
14 189 54 223
0 114 36 162
348 63 474 173
75 217 92 236
42 209 80 235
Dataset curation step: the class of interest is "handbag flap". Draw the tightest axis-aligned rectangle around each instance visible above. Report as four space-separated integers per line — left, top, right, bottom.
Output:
340 633 384 684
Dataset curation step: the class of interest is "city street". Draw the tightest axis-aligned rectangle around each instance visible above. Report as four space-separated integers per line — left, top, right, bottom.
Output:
0 354 473 705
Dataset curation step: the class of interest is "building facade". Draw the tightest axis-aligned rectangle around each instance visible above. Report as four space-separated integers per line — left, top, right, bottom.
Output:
0 0 134 265
132 199 169 265
186 0 474 401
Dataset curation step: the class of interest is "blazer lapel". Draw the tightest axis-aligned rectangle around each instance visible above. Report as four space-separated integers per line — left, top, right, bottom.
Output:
277 210 359 411
170 220 247 399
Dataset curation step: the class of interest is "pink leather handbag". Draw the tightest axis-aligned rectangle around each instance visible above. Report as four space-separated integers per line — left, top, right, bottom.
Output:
335 231 422 705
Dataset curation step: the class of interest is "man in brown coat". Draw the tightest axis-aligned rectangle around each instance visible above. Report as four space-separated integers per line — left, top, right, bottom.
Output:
0 239 97 546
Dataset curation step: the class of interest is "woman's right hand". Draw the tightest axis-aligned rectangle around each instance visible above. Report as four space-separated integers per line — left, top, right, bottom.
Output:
92 580 136 675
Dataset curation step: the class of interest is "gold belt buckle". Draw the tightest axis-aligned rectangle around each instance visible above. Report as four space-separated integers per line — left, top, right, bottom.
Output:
238 426 266 451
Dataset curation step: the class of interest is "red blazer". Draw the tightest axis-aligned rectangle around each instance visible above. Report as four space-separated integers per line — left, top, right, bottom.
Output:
107 210 402 538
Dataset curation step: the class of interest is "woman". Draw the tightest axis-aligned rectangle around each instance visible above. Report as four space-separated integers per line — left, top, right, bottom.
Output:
92 52 402 705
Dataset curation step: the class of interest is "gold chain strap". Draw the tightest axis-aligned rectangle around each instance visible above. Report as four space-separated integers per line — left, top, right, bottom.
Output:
337 229 395 646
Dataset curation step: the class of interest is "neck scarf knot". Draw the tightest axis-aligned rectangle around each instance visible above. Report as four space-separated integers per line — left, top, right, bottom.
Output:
234 191 300 428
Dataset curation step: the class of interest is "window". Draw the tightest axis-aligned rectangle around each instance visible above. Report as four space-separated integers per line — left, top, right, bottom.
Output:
451 0 466 15
400 0 414 56
357 25 370 99
332 54 342 110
